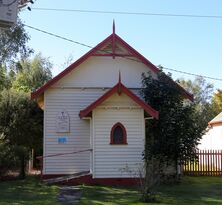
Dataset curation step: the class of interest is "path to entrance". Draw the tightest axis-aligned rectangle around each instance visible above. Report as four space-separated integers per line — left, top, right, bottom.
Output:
57 186 81 203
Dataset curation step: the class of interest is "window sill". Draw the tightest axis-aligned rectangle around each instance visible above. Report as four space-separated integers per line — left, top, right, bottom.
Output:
110 142 128 145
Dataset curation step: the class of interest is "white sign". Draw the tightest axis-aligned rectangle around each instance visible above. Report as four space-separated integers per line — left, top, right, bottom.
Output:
0 0 18 29
56 110 70 133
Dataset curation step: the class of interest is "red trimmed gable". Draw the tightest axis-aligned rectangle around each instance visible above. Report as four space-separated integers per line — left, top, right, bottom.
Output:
31 33 160 100
31 30 193 102
79 81 159 120
31 34 113 99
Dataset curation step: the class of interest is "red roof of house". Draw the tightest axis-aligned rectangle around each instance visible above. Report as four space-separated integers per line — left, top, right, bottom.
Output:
79 80 159 120
31 26 193 102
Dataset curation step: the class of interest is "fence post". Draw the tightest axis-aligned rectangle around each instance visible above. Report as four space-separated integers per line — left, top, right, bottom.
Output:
36 156 43 179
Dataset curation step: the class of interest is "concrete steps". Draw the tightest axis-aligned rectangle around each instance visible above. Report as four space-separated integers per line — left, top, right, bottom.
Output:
58 186 82 203
43 170 91 185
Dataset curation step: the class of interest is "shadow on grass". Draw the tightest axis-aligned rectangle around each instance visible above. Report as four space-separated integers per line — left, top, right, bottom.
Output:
0 176 60 205
78 177 222 205
78 185 144 205
156 177 222 205
1 176 222 205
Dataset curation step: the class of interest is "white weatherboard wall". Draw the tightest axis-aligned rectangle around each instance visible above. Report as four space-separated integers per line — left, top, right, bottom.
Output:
43 55 155 175
43 88 106 175
53 57 156 89
92 93 145 178
198 125 222 150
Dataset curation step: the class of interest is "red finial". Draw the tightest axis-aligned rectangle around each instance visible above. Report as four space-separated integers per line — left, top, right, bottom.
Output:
112 20 116 59
113 20 115 35
118 70 121 83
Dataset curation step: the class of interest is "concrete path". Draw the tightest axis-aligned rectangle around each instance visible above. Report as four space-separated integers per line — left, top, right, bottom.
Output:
58 186 81 203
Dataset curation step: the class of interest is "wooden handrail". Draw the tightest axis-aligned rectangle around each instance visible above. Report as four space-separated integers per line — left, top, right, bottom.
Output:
36 148 92 160
36 148 92 179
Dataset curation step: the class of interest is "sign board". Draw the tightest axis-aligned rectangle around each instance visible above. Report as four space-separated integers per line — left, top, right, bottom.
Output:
56 110 70 133
58 137 67 144
0 0 18 29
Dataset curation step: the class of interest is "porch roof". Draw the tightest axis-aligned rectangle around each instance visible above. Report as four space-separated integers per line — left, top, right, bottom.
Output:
79 80 159 120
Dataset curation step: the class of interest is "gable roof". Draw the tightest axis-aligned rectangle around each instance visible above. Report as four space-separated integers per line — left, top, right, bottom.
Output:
209 112 222 126
79 80 159 119
31 32 159 99
31 27 193 102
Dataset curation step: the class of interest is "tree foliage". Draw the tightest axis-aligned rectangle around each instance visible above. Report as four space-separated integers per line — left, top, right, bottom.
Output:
177 77 216 128
140 72 206 202
177 77 213 104
0 19 52 179
0 66 11 90
0 54 51 177
0 142 19 178
0 53 52 93
12 53 52 92
212 89 222 113
0 20 32 65
0 90 43 178
141 72 204 172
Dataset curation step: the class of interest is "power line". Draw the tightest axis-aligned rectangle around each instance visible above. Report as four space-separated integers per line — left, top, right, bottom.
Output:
24 24 93 49
31 7 222 19
161 67 222 81
23 24 222 82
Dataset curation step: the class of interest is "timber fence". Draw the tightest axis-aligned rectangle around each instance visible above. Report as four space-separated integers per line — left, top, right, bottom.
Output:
183 150 222 176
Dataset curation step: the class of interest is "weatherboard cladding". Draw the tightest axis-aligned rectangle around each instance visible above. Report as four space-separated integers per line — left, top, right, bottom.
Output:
43 87 146 175
43 88 102 174
93 94 144 178
42 42 158 175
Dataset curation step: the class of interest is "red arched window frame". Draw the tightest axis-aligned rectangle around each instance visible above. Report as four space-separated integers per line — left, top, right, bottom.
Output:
110 122 127 145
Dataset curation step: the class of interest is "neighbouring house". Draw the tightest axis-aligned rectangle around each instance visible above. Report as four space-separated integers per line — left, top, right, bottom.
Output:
31 23 193 185
198 112 222 150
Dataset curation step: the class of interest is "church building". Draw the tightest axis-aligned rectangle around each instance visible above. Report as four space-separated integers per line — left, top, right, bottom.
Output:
32 23 192 185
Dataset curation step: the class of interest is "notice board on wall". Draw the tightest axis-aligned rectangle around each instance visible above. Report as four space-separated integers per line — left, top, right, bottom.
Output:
56 110 70 133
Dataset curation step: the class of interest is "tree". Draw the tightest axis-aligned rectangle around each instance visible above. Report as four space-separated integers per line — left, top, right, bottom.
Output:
0 18 49 179
140 72 204 202
0 19 32 65
0 89 43 178
177 77 215 130
177 77 213 104
0 142 20 178
212 89 222 113
12 53 52 92
0 66 8 90
0 19 34 92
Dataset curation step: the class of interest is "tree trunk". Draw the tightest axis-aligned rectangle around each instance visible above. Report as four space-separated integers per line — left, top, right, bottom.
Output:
19 155 26 179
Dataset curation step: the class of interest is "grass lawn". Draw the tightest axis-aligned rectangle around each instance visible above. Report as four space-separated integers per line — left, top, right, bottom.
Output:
0 176 59 205
0 176 222 205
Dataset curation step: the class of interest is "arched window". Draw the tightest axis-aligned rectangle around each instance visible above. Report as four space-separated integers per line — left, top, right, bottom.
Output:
110 122 127 145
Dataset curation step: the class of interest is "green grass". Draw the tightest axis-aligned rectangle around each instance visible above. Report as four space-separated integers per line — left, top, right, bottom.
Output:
77 177 222 205
155 177 222 205
0 176 60 205
1 176 222 204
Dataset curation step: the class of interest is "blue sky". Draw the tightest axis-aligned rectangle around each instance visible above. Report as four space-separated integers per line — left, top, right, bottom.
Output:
19 0 222 89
